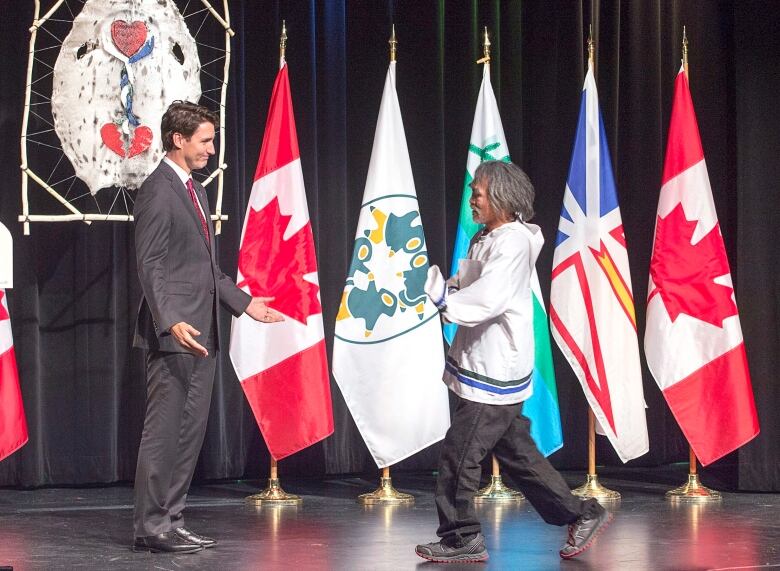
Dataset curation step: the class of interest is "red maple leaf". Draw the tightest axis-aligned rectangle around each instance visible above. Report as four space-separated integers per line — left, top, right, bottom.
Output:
237 197 321 324
649 203 737 327
0 291 8 321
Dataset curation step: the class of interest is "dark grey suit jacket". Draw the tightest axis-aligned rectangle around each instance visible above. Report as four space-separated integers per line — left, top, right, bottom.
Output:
133 160 250 353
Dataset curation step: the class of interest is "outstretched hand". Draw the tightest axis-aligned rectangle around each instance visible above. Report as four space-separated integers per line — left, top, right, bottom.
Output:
245 296 285 324
170 321 209 357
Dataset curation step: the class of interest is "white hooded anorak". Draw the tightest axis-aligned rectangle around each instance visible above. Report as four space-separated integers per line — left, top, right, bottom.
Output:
442 220 544 405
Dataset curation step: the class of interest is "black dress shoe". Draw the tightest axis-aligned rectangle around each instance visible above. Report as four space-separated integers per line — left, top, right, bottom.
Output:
132 531 203 554
174 527 218 548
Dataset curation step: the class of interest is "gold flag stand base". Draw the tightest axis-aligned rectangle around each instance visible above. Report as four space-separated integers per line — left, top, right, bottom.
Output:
572 474 621 502
246 477 302 506
474 475 525 503
666 474 722 503
574 412 620 502
358 476 414 505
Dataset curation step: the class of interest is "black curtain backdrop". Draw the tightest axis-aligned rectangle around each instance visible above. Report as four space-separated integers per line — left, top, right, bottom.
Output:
0 1 777 491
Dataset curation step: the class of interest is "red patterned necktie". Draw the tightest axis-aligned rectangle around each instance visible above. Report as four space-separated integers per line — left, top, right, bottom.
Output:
186 178 210 244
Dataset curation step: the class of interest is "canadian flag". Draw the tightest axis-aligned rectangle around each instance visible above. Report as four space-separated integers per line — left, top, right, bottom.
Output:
0 289 28 462
645 68 759 466
229 62 334 460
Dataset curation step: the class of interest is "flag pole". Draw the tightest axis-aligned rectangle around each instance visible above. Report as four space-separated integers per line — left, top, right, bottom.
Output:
663 29 721 503
389 23 397 63
246 457 302 506
474 454 525 503
471 27 524 505
572 409 620 500
666 446 722 502
356 26 414 507
279 19 287 67
358 466 414 505
244 22 303 507
570 30 620 502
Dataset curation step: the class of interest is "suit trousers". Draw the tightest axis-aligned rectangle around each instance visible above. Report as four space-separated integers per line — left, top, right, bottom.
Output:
435 395 598 544
133 348 217 537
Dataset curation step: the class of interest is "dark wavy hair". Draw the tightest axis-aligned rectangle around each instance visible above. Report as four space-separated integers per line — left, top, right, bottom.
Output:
471 160 535 222
161 101 218 152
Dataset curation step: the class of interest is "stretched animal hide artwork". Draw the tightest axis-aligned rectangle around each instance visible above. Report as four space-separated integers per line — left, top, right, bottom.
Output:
52 0 201 194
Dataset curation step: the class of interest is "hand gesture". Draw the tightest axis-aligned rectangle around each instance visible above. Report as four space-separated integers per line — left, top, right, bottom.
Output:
245 296 285 323
170 322 209 357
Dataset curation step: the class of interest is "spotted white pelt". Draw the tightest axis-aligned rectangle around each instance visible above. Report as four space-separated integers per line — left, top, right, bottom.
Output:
52 0 201 194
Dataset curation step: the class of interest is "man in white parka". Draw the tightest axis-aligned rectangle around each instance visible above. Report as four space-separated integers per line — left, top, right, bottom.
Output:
416 161 612 563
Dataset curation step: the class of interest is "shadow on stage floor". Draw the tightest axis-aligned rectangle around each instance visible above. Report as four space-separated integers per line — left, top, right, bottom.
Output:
0 468 777 570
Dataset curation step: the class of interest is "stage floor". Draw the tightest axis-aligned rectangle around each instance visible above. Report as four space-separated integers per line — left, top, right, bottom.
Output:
0 470 777 570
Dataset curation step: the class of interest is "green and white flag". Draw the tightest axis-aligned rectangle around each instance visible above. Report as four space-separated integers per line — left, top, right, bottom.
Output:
332 62 450 468
446 64 563 456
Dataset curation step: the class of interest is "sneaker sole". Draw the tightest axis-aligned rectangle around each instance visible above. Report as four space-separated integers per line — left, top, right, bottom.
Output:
415 549 489 563
559 511 614 560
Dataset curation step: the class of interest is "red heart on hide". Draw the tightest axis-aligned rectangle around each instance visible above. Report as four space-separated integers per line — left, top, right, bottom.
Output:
101 123 125 157
101 123 153 158
111 20 147 57
128 126 153 157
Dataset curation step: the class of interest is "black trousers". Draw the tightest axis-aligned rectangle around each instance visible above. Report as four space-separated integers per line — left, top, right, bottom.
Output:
133 348 217 537
435 395 598 543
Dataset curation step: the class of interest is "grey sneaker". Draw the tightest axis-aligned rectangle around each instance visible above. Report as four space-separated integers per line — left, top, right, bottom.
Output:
415 532 488 563
559 505 613 559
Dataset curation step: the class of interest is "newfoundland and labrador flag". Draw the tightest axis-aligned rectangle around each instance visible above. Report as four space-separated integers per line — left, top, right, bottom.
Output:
0 289 28 462
229 62 334 460
645 68 759 466
550 62 649 463
447 63 562 456
332 61 449 468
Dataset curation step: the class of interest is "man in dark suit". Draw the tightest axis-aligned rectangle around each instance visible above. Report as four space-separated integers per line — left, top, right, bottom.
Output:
132 101 283 554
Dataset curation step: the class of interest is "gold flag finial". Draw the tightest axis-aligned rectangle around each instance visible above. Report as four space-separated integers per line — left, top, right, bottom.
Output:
682 26 689 77
476 26 491 64
389 24 397 62
280 20 287 63
588 24 595 67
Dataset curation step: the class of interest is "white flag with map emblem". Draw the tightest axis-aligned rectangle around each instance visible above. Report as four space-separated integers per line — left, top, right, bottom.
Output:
332 61 449 468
